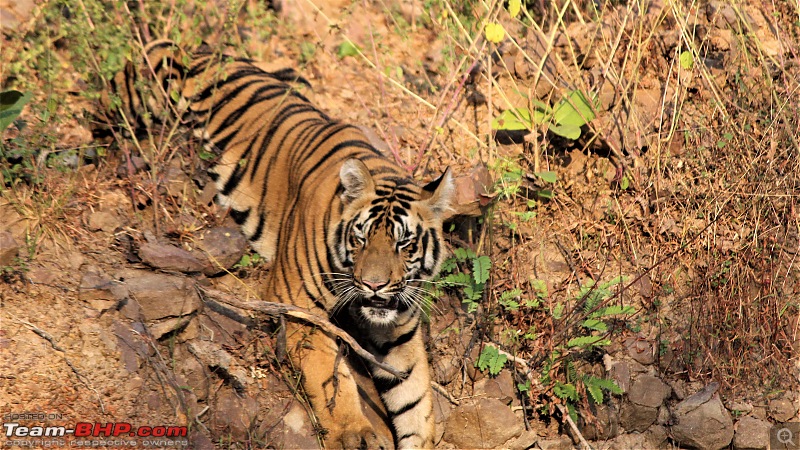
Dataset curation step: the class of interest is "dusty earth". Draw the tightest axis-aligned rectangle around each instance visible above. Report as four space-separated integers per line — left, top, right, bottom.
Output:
2 0 800 449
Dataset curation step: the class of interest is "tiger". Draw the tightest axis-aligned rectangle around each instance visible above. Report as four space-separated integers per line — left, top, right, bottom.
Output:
104 40 454 449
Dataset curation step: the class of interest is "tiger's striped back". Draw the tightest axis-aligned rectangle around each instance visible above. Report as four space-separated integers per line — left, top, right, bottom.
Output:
107 40 455 449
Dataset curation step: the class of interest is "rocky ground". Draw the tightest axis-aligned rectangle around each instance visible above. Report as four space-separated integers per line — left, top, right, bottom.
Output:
2 0 800 449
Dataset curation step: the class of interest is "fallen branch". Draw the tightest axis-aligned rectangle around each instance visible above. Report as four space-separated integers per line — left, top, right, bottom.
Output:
431 381 460 406
557 404 593 450
197 287 407 380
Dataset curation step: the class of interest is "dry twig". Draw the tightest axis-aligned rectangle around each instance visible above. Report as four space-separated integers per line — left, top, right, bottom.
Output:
197 287 407 380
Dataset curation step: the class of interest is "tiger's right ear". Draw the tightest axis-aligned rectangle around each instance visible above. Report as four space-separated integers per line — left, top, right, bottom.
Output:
340 159 375 204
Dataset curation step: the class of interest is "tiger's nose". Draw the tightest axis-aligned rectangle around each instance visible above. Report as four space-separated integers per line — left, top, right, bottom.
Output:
363 279 389 292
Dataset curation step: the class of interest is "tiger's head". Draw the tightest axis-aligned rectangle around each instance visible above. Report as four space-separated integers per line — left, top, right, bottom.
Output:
329 159 455 326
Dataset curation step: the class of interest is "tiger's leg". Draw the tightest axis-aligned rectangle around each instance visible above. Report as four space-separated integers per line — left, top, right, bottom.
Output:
372 328 435 449
286 321 391 450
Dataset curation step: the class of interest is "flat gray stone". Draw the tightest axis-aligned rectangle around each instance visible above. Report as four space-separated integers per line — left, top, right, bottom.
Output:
670 392 733 450
138 241 206 273
733 415 771 450
118 270 200 321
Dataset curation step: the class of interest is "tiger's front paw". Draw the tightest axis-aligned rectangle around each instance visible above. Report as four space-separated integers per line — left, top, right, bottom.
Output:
333 425 391 450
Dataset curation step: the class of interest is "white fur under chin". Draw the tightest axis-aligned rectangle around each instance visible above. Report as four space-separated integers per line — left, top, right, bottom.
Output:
361 307 399 325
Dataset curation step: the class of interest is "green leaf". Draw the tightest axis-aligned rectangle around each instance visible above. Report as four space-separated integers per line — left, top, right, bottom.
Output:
517 380 531 392
485 22 505 43
337 41 360 59
530 278 548 298
620 175 630 190
553 382 578 401
567 335 610 348
581 319 608 331
537 189 554 199
679 50 694 70
491 108 533 131
548 123 581 140
0 90 32 134
552 303 564 319
507 0 521 17
473 255 491 285
552 90 598 131
585 376 623 395
534 171 557 184
586 382 604 404
476 345 507 375
590 305 635 318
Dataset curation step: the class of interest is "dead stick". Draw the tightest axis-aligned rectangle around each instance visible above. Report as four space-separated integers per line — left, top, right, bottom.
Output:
198 287 407 380
557 404 593 450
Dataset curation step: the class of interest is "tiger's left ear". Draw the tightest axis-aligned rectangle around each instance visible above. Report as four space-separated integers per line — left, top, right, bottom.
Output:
340 158 375 204
421 168 456 219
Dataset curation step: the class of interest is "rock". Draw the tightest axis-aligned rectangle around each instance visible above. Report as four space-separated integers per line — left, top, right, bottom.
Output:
625 337 655 365
270 401 320 449
188 432 215 450
646 424 669 447
706 1 743 28
209 387 259 441
113 320 147 372
116 155 148 176
619 375 669 432
87 211 121 233
119 270 200 321
579 403 619 440
607 360 631 393
670 391 733 450
138 241 206 273
147 316 193 339
186 340 248 393
163 163 194 198
473 369 516 405
733 416 771 450
503 429 539 450
452 164 493 217
536 435 573 450
0 231 19 266
768 397 797 422
79 267 126 312
0 0 35 30
727 400 754 414
657 405 671 425
604 424 667 449
194 227 248 275
668 379 687 400
629 375 671 408
443 398 524 448
432 355 460 385
620 401 658 432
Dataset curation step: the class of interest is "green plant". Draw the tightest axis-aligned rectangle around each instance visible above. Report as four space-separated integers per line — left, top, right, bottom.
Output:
234 252 263 269
435 247 490 313
476 344 507 376
492 90 600 140
536 277 631 422
0 90 31 137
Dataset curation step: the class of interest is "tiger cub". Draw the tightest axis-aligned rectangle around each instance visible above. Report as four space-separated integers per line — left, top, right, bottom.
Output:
105 40 454 449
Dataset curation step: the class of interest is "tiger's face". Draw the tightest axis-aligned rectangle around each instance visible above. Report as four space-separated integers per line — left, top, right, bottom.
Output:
329 159 455 325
